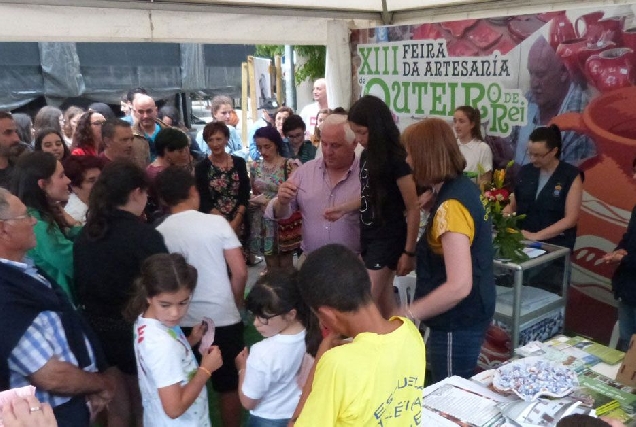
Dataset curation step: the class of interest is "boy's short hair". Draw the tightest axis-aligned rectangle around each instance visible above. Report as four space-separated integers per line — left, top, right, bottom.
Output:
297 244 372 312
154 166 195 207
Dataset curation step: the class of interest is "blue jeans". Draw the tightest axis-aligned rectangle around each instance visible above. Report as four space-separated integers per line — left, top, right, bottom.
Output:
247 414 290 427
426 324 488 384
618 301 636 350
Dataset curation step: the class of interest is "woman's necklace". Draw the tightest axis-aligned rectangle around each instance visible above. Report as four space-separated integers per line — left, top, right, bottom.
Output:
210 153 232 170
262 157 282 173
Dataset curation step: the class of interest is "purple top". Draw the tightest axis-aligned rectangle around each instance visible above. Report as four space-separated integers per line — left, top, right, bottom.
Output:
265 157 361 255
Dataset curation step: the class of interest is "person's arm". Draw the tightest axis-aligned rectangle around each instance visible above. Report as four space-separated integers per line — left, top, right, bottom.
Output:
194 161 214 214
225 247 247 309
409 231 473 320
323 198 361 222
522 174 582 241
271 180 298 220
229 158 250 230
248 126 260 161
234 347 260 410
502 193 516 215
158 346 223 419
29 358 115 396
477 143 494 187
396 174 420 276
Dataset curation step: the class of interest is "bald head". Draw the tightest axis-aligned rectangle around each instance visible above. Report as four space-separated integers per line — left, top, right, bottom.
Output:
527 36 569 110
133 94 158 133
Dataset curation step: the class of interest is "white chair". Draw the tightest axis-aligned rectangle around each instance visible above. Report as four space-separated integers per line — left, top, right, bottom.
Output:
609 320 620 349
394 274 421 329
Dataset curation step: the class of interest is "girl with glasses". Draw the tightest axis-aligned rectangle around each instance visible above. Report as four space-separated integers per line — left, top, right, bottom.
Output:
235 270 319 427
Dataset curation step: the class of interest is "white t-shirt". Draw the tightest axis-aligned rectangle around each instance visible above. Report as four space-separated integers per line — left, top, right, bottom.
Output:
64 193 88 225
242 330 306 419
300 102 320 137
134 316 210 427
458 138 493 175
156 210 242 327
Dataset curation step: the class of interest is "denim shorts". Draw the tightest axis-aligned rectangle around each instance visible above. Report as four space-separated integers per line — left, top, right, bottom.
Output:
247 414 291 427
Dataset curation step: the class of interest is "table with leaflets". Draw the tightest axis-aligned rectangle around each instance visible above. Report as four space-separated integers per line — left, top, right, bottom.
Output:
423 335 636 427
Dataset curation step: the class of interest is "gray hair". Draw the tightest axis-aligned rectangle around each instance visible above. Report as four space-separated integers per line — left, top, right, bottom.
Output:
0 188 12 218
322 114 355 145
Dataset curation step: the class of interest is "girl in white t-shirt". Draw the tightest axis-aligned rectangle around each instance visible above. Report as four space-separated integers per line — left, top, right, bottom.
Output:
127 253 223 427
454 105 493 186
235 270 320 427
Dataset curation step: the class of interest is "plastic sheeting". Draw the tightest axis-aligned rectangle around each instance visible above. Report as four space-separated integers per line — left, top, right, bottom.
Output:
0 42 253 110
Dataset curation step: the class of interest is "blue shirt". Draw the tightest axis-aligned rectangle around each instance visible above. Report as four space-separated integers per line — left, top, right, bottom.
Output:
146 123 161 161
196 126 247 160
248 117 269 161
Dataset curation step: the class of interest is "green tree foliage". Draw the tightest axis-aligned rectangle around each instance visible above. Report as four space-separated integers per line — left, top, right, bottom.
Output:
254 45 326 84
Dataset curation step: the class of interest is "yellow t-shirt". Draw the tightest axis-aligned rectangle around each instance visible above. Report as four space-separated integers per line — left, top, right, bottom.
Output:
427 199 475 254
295 317 426 427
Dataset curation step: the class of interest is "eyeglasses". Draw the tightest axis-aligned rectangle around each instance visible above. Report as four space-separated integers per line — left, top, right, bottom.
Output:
286 132 304 140
254 313 281 325
91 121 106 126
526 147 555 159
0 212 34 222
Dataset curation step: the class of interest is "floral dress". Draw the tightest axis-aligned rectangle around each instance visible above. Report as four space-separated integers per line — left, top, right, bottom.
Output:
249 158 298 256
195 155 250 241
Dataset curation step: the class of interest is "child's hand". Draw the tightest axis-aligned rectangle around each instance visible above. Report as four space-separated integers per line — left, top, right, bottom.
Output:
201 345 223 373
235 347 249 371
187 322 206 347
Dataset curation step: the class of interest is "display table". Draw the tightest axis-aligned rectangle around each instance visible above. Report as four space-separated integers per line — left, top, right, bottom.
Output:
424 335 634 426
493 242 571 353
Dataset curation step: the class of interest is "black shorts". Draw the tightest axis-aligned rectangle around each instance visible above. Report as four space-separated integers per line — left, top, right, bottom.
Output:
182 321 244 393
361 232 406 271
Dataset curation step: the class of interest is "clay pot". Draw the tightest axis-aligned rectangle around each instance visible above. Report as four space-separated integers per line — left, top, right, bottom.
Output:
585 47 634 92
549 11 576 49
575 11 605 43
550 86 636 176
556 38 588 83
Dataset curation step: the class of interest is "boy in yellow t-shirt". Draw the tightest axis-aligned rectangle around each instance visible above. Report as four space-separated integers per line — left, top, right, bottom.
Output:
291 244 427 426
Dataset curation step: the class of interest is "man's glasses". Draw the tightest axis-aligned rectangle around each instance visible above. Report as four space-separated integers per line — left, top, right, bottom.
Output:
0 212 34 222
286 132 304 140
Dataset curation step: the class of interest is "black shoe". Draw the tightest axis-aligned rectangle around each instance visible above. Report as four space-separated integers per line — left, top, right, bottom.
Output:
247 255 263 266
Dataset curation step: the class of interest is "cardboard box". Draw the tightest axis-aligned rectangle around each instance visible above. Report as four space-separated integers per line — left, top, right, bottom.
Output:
616 334 636 386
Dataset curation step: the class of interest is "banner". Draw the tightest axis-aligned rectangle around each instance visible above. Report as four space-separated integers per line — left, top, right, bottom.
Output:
351 5 636 345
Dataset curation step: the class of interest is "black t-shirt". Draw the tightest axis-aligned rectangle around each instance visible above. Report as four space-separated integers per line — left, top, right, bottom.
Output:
360 149 412 239
0 165 13 189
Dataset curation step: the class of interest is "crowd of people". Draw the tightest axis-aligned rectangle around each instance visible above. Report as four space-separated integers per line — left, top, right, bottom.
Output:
0 78 628 427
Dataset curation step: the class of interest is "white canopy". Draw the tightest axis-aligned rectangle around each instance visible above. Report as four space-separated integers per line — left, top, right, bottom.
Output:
0 0 625 108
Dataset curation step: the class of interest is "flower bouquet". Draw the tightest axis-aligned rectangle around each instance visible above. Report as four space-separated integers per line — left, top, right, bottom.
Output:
481 162 529 263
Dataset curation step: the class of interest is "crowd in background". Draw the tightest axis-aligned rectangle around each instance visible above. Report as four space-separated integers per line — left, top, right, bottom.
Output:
2 78 628 427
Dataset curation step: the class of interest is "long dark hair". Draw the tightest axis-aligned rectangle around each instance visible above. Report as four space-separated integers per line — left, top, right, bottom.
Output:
348 95 405 223
125 253 198 322
71 111 99 152
9 151 66 231
246 269 321 357
34 128 71 161
85 160 149 240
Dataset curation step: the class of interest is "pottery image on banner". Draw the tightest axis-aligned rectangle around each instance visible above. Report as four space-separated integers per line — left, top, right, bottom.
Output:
550 86 636 177
549 11 576 49
585 47 634 92
556 38 588 83
575 11 605 43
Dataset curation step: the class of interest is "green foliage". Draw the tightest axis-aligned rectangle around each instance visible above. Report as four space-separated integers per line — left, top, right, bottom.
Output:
254 45 326 84
482 166 530 264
